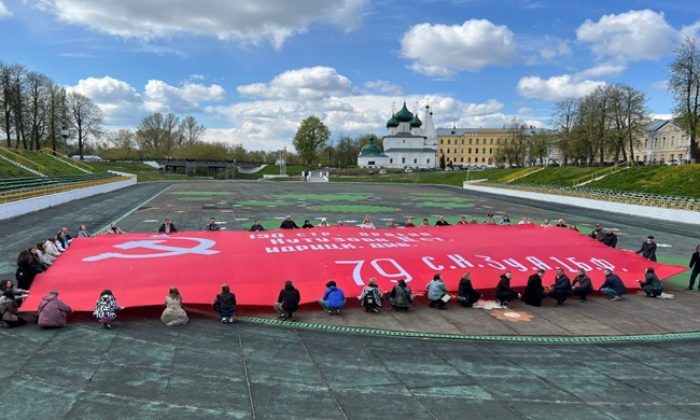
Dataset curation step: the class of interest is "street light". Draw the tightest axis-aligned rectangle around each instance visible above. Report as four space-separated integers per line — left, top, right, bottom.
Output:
61 126 69 156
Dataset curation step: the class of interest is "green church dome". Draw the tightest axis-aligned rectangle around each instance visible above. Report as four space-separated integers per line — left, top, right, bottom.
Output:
410 113 422 128
386 113 399 128
359 141 382 156
394 102 414 122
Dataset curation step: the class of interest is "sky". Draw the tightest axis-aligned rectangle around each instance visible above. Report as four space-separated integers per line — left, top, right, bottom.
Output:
1 0 698 151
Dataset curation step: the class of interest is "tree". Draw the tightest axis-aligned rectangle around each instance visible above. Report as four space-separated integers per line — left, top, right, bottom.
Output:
66 92 103 160
292 116 329 165
179 115 205 145
528 131 550 166
669 37 700 163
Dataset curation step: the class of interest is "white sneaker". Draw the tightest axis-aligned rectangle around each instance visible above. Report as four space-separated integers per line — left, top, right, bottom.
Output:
227 317 234 323
221 317 227 323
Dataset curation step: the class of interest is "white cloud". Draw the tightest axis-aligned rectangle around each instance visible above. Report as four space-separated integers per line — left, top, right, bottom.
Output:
517 74 606 101
521 36 571 64
34 0 365 49
237 66 353 99
68 76 142 120
144 80 226 113
0 1 12 19
680 21 700 41
576 10 676 61
363 80 403 96
575 64 626 79
651 80 668 90
401 19 516 77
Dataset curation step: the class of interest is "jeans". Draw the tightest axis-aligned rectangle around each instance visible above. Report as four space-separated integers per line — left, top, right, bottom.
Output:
600 287 623 298
319 299 345 311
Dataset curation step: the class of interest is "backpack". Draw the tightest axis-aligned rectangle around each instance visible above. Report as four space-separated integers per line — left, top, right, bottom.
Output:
363 288 379 308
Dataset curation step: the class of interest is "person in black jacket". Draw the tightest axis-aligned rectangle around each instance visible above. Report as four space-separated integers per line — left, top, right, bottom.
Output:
158 217 177 234
523 269 546 307
571 268 593 301
213 284 237 323
546 268 572 306
457 273 481 307
495 271 520 308
688 245 700 290
636 235 657 261
602 229 618 248
280 216 300 229
274 280 301 320
15 249 45 290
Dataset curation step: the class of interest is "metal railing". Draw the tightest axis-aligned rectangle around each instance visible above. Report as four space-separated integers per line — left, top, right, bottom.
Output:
39 148 95 172
0 175 132 204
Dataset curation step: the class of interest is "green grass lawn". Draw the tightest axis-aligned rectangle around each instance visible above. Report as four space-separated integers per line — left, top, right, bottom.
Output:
0 157 34 178
14 150 86 176
585 164 700 197
509 167 602 186
333 168 520 186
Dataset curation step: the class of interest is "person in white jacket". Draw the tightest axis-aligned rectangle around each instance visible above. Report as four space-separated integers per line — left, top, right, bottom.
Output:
43 238 61 264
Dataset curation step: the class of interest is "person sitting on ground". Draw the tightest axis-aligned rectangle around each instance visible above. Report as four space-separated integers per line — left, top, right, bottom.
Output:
280 215 299 229
387 219 398 228
555 219 567 228
93 289 122 329
78 224 91 237
500 214 511 225
495 271 520 308
274 280 301 320
426 273 449 309
0 280 28 303
388 279 413 311
15 249 44 291
638 266 663 298
319 218 329 227
600 269 626 301
213 284 237 323
54 233 67 253
318 280 346 315
158 217 177 234
62 227 73 244
250 219 265 232
0 290 26 328
457 273 482 307
58 228 72 249
590 224 605 241
161 287 189 326
541 219 551 227
43 237 61 263
302 219 314 229
547 267 573 306
205 217 221 231
106 223 125 234
404 217 416 227
688 244 700 290
457 215 469 225
359 278 383 313
37 290 72 328
636 235 658 262
518 216 531 224
569 225 580 232
360 217 376 229
571 268 593 301
602 229 618 248
420 218 430 227
435 216 450 226
523 269 546 307
34 243 52 268
485 213 496 225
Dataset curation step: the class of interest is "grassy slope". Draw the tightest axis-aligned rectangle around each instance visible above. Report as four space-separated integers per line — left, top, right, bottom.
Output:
333 168 520 186
15 150 86 176
586 165 700 197
0 158 34 178
510 167 601 186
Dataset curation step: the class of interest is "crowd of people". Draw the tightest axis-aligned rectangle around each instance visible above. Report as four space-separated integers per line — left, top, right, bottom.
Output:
3 214 698 330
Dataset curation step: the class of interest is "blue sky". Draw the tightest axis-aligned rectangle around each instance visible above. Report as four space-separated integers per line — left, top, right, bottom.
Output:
1 0 698 150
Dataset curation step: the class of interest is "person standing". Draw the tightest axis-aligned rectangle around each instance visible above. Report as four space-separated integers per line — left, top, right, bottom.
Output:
688 245 700 290
523 269 546 307
279 216 299 229
571 268 593 301
158 217 177 234
435 216 450 226
636 235 658 262
599 269 626 301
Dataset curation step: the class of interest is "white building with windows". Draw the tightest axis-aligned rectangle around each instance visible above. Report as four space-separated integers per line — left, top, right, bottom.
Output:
357 103 437 169
637 120 691 164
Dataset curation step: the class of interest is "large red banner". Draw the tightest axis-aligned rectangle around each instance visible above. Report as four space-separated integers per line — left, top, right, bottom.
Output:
24 225 686 311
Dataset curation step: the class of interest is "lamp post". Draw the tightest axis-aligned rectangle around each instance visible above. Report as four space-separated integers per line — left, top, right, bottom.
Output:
61 126 69 156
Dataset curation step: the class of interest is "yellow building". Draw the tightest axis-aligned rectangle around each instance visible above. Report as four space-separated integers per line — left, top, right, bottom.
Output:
638 120 691 164
436 128 515 167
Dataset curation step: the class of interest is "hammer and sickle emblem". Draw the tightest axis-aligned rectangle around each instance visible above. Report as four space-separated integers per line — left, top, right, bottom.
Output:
83 237 220 262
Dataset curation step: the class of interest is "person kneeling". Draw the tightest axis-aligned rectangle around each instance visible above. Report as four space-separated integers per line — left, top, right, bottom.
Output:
37 290 72 328
523 269 546 307
318 280 346 315
388 279 413 311
274 280 301 321
495 271 520 308
426 274 450 309
161 287 189 326
457 273 481 308
93 289 122 329
638 267 663 298
359 278 383 313
213 284 237 323
571 269 593 301
0 290 27 328
600 269 626 301
546 268 572 306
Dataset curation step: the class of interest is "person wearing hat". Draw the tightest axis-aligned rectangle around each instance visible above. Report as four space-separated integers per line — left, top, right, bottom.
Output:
274 280 301 320
302 220 314 228
280 216 299 229
318 280 346 315
636 235 658 261
359 278 383 312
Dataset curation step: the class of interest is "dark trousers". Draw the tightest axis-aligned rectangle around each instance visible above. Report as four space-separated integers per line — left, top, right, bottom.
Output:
689 270 700 289
429 298 446 309
572 287 592 301
496 290 518 305
458 292 482 307
547 290 571 305
2 317 26 328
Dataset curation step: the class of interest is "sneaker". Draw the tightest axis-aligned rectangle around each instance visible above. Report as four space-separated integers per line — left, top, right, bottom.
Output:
221 318 227 323
227 317 234 323
335 310 341 315
327 310 333 315
612 296 622 301
372 307 380 313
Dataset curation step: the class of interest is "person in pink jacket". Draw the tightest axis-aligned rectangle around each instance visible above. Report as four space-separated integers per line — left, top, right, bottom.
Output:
37 290 72 328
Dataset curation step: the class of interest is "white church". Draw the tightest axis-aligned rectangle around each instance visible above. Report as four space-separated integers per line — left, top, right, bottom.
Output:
357 102 437 169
